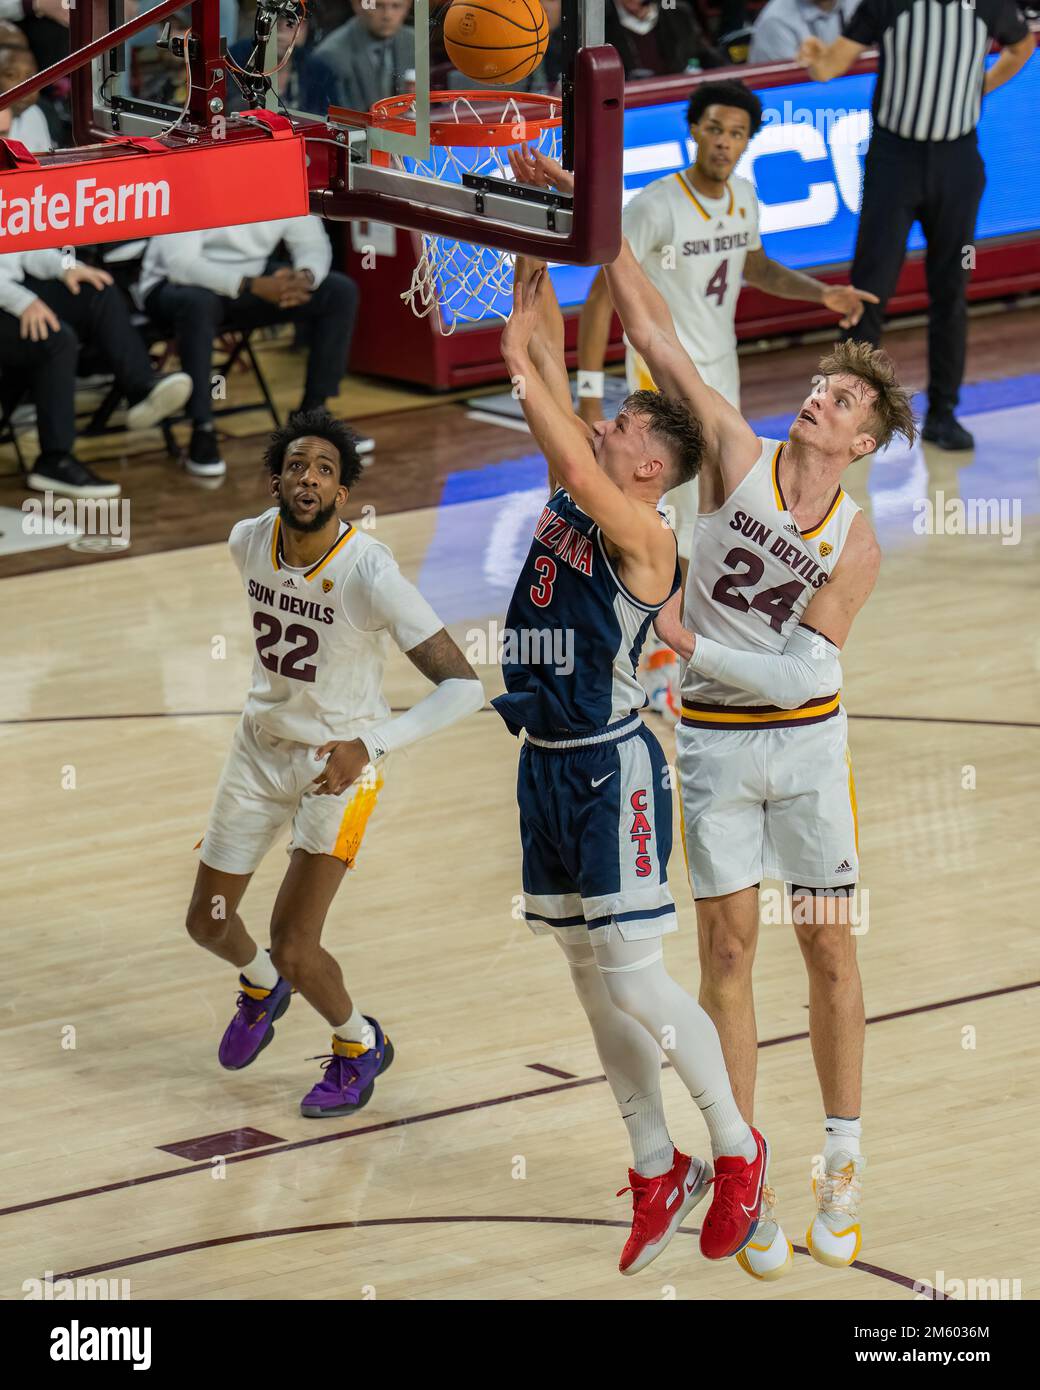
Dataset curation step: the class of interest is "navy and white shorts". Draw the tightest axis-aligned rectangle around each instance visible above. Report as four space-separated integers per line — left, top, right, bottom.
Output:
517 714 677 944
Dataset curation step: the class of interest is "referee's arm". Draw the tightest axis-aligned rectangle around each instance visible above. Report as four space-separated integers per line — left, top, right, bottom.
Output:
983 30 1034 93
798 35 865 81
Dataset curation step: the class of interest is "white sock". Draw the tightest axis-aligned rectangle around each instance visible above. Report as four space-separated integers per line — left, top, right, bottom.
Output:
242 948 278 990
620 1091 674 1178
593 937 757 1164
333 1005 375 1050
824 1115 862 1165
556 938 675 1177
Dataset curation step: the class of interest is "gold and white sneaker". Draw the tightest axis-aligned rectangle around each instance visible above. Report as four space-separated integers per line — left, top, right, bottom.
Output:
735 1185 794 1281
807 1151 865 1268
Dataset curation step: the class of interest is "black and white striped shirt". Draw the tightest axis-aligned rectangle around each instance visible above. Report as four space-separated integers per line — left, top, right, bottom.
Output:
844 0 1029 141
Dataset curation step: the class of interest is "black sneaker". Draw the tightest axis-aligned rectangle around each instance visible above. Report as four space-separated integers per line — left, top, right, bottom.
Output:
921 413 974 451
187 426 226 478
25 456 120 498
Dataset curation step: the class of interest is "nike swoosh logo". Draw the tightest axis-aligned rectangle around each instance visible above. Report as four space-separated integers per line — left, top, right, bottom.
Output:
686 1178 700 1195
591 773 615 788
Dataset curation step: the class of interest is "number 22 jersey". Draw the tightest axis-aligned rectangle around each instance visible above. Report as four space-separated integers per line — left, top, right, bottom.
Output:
229 507 442 746
681 439 861 716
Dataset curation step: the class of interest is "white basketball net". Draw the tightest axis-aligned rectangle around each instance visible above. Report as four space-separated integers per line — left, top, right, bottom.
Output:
396 95 562 335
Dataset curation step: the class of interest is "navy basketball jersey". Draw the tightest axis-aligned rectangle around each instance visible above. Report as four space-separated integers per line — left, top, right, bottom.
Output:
492 489 679 737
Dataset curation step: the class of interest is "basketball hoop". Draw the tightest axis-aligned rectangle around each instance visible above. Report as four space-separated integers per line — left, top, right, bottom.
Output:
368 90 564 334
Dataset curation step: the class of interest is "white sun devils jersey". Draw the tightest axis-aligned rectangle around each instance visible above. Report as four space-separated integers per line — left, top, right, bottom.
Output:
622 172 761 369
682 440 861 720
229 507 442 745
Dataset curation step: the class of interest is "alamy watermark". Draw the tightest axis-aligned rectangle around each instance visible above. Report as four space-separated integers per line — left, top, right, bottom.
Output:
22 496 130 546
466 620 574 676
912 492 1021 545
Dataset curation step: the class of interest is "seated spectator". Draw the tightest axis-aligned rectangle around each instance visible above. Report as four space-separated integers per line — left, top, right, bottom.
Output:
0 15 27 51
749 0 860 66
139 217 360 478
227 13 339 115
0 38 54 150
315 0 415 111
605 0 724 80
2 0 69 71
0 110 192 499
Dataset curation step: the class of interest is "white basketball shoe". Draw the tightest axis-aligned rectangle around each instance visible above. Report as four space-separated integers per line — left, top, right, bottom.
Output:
807 1151 865 1267
735 1185 794 1282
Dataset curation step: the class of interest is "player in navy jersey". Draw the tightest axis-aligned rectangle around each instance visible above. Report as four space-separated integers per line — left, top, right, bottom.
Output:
494 254 771 1277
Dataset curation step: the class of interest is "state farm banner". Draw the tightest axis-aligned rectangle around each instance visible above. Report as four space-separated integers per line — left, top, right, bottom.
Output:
0 130 310 252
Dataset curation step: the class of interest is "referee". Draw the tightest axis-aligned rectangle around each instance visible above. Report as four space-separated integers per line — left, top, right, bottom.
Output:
800 4 1034 450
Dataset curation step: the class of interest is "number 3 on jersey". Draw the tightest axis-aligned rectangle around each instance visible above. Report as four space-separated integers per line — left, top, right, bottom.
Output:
530 555 557 608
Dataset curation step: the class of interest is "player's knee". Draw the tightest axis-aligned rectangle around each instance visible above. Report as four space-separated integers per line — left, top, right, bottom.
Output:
798 921 856 987
185 897 228 947
701 930 753 985
567 960 610 1020
597 968 651 1025
268 938 315 985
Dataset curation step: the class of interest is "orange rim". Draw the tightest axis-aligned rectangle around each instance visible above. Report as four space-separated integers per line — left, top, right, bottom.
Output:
368 90 561 148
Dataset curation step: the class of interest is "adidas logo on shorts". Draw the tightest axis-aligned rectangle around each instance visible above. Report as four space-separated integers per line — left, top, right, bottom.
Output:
834 860 853 874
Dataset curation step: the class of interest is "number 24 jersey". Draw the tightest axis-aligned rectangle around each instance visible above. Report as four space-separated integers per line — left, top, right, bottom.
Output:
682 439 861 710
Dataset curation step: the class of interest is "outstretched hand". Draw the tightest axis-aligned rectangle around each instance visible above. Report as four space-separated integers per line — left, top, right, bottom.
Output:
501 259 548 357
507 143 575 197
822 284 880 329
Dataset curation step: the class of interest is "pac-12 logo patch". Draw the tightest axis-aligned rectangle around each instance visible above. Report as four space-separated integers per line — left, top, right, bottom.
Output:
818 541 833 557
322 578 334 593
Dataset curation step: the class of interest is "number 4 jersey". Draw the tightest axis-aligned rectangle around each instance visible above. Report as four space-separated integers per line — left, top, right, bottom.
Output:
229 507 443 746
681 439 861 722
622 171 761 375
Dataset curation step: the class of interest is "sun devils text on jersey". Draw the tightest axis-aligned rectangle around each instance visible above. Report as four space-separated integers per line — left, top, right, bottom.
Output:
230 506 442 745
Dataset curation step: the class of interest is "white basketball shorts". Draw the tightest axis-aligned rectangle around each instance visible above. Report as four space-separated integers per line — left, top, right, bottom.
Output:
675 709 859 899
199 715 383 876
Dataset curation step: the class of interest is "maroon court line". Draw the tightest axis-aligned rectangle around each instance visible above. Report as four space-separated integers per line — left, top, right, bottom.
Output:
759 977 1040 1049
4 976 1036 1222
48 1216 946 1298
526 1063 578 1080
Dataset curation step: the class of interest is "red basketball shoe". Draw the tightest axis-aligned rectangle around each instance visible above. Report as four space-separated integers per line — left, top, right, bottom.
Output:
617 1148 711 1276
699 1128 769 1260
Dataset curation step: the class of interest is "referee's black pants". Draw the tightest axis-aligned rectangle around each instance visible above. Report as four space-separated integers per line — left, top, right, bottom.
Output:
842 128 986 419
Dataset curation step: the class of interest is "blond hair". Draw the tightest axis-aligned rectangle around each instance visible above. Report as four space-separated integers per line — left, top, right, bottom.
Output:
817 340 916 453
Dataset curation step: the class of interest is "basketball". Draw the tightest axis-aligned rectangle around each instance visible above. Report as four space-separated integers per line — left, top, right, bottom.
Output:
443 0 549 86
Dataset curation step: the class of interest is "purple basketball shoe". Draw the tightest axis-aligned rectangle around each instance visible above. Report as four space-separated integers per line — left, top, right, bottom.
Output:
218 974 292 1070
300 1017 394 1118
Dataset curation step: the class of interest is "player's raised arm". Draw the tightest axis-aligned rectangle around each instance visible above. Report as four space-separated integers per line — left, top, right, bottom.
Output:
511 249 588 494
605 237 758 479
501 260 660 565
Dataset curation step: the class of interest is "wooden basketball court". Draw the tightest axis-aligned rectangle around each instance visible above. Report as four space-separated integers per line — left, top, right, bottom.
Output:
1 317 1036 1303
